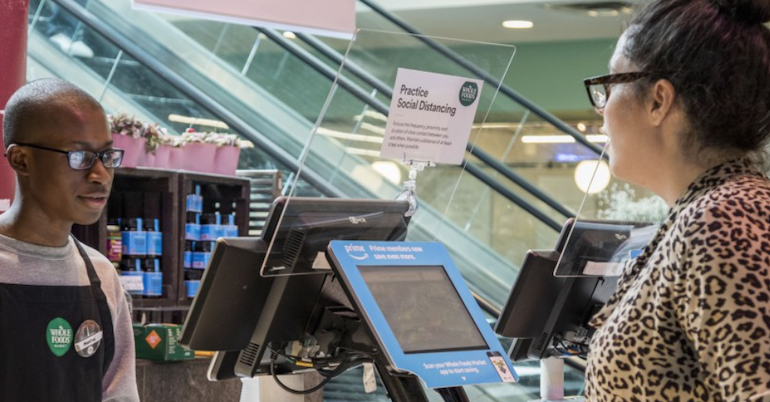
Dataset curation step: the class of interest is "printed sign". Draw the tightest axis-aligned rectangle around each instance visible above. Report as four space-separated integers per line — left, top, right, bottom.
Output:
381 68 484 165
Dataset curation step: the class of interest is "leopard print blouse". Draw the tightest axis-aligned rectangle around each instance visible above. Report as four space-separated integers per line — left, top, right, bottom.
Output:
585 159 770 402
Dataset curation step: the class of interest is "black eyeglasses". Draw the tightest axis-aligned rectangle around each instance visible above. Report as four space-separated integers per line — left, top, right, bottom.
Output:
13 142 124 170
583 72 655 109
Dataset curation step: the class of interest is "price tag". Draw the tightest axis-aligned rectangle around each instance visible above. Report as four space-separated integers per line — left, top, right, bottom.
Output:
120 274 144 292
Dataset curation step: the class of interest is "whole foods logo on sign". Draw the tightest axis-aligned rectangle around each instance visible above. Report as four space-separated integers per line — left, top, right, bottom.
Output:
459 82 479 106
381 68 484 165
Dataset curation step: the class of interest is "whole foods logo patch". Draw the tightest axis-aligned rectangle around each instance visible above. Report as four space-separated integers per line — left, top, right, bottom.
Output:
46 317 73 357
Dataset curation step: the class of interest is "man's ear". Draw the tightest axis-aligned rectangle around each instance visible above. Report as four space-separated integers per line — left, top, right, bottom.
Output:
647 79 677 127
5 145 30 176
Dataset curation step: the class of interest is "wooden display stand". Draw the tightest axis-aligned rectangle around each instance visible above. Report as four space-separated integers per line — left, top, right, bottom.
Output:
72 167 250 323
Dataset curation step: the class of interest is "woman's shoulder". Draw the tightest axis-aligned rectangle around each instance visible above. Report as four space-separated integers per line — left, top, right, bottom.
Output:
671 172 770 266
681 171 770 227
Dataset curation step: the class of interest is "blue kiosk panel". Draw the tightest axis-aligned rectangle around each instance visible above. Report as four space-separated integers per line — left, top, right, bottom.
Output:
327 240 518 389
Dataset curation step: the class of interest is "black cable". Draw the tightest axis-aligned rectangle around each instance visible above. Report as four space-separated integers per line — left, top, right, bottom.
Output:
269 352 373 395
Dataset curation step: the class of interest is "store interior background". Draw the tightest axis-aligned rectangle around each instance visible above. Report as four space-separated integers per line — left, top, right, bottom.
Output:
18 0 682 398
24 0 671 293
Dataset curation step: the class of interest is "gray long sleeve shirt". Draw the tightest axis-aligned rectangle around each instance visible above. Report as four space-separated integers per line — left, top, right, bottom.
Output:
0 233 140 402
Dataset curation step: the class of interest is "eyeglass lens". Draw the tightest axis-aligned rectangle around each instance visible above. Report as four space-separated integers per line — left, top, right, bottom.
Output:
68 150 123 170
589 84 608 108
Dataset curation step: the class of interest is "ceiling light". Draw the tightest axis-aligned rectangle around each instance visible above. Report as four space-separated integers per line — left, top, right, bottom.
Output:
521 134 608 144
316 128 383 143
372 161 402 185
576 123 587 132
574 160 611 194
282 31 297 39
545 2 633 17
168 114 229 129
502 20 534 29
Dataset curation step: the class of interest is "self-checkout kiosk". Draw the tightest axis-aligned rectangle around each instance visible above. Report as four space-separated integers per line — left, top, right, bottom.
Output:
494 219 655 402
180 197 517 402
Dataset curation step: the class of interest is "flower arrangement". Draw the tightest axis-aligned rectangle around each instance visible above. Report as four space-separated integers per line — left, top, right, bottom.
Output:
107 117 253 174
109 113 168 154
179 128 254 148
597 183 669 224
108 113 144 138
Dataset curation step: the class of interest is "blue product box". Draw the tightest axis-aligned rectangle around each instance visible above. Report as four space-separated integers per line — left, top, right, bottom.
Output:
185 195 196 212
143 272 162 297
186 186 203 213
184 250 193 269
200 224 220 241
185 280 201 298
146 231 163 256
185 223 200 241
122 231 147 256
192 251 211 269
224 225 239 237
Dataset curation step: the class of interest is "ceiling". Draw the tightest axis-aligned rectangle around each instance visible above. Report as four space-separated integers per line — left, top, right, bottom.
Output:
359 0 638 43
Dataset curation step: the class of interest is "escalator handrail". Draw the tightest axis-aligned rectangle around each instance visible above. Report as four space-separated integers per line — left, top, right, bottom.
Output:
259 27 563 231
54 0 345 199
358 0 607 158
295 32 576 220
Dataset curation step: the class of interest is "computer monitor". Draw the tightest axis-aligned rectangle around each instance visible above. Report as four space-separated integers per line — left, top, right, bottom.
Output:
326 241 518 389
553 218 653 276
494 250 565 340
260 196 411 276
495 219 651 361
180 196 411 379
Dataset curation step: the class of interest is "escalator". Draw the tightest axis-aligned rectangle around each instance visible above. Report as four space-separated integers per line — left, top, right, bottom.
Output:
27 0 598 399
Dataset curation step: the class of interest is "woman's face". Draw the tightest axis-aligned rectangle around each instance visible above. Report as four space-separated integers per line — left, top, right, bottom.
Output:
601 32 658 187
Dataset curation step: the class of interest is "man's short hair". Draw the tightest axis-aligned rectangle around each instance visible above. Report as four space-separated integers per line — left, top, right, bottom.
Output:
3 78 104 148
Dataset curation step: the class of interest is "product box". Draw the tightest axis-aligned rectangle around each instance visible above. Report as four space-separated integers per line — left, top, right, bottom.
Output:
133 323 194 361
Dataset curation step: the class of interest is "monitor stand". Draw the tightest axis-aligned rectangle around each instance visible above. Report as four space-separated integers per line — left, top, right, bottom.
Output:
530 358 585 402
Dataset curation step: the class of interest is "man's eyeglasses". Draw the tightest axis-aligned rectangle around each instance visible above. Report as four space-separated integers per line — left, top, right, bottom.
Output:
13 142 124 170
583 72 656 109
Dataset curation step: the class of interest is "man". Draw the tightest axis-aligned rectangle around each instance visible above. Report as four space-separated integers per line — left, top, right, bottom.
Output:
0 79 139 401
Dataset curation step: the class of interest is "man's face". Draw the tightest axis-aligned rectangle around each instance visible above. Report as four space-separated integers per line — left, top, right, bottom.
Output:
23 104 114 226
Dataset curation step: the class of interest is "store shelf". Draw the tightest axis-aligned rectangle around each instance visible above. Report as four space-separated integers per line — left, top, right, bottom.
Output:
72 168 250 323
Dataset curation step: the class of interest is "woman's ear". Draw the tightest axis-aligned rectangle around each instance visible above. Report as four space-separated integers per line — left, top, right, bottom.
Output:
647 79 677 127
5 145 30 176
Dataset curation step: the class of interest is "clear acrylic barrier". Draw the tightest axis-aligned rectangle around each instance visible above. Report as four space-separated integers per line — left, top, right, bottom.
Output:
553 144 665 278
259 28 517 277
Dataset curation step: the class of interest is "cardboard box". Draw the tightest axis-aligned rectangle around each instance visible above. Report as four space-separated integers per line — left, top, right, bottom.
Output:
133 323 194 361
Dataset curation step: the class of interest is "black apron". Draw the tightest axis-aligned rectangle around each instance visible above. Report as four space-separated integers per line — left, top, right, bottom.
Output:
0 237 115 401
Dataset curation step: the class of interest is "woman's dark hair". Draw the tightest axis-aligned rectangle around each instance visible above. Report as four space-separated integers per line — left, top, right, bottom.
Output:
624 0 770 156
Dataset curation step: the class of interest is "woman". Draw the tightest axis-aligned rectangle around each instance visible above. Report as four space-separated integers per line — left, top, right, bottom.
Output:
582 0 770 400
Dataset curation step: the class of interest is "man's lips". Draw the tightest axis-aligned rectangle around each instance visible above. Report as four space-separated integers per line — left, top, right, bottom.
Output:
78 194 109 208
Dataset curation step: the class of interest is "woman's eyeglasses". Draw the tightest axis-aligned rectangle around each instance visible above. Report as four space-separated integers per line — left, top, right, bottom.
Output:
13 142 124 170
583 72 655 109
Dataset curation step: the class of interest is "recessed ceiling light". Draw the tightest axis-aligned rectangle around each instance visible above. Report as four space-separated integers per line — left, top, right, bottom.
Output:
502 20 534 29
283 31 297 39
545 2 633 17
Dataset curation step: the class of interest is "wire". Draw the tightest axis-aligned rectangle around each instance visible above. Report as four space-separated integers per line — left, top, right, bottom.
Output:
269 351 373 395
